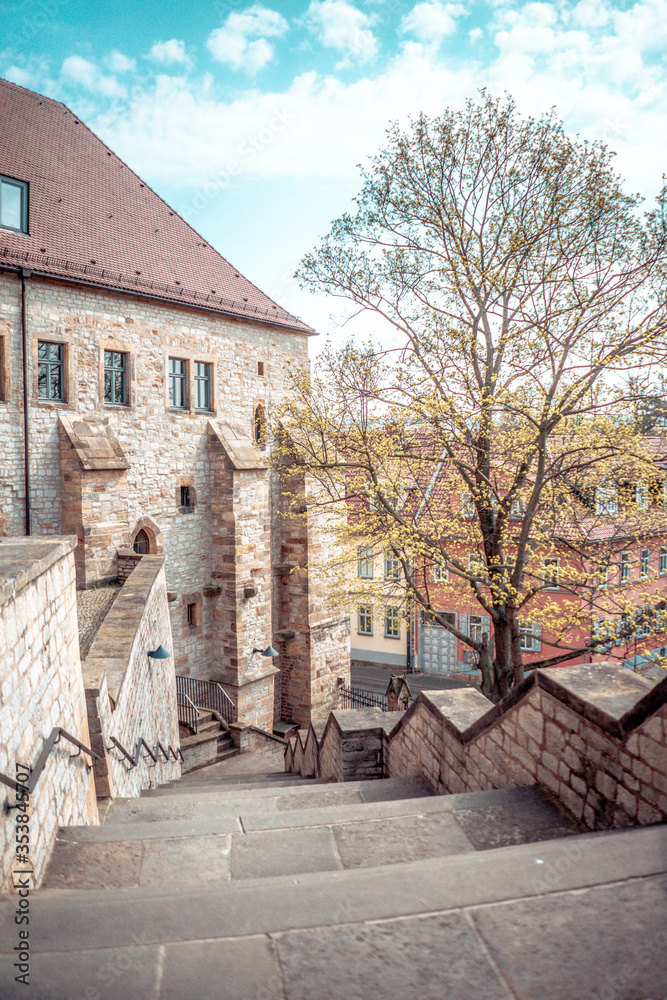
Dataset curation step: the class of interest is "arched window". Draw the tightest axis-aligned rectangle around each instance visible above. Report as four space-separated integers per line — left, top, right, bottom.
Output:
254 403 266 446
133 529 150 554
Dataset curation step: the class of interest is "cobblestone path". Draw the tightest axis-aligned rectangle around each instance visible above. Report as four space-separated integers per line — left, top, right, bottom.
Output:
77 584 122 660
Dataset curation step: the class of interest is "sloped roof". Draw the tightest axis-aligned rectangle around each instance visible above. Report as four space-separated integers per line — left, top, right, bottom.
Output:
0 79 314 335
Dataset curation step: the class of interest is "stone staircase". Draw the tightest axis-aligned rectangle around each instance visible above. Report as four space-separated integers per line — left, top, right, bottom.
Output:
1 753 666 999
178 708 237 772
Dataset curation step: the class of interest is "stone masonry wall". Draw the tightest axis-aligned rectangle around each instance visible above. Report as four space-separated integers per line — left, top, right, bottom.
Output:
0 537 98 892
0 272 310 687
83 555 181 799
318 715 344 783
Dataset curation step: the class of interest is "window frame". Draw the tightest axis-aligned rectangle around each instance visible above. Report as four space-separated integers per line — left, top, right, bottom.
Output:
194 360 211 411
635 483 649 510
460 492 475 518
103 349 128 406
357 546 374 579
620 551 631 584
595 482 618 516
357 604 373 635
433 560 448 583
384 606 401 639
37 340 65 402
168 357 188 409
0 175 28 234
640 548 650 580
660 547 667 577
543 557 560 590
384 550 401 581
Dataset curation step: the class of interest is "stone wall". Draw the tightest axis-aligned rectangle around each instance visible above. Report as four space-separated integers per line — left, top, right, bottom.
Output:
83 555 181 800
318 709 396 782
288 663 667 831
0 537 98 891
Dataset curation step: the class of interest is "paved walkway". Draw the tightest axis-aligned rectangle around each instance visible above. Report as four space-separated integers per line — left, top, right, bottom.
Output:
77 584 121 659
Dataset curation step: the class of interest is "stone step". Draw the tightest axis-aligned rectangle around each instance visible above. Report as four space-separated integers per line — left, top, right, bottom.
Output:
141 774 430 802
7 827 666 1000
43 785 579 889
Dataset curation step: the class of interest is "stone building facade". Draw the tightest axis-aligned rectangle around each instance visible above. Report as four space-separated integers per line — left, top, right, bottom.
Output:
0 79 349 731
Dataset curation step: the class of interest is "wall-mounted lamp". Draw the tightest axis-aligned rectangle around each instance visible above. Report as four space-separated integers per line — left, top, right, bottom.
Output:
252 645 279 658
148 645 171 659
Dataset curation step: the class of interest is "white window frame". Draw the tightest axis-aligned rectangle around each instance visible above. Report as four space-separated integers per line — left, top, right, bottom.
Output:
460 492 475 518
595 482 618 516
620 551 630 584
433 560 448 583
660 547 667 577
636 483 649 510
640 548 650 580
543 558 560 590
519 620 541 651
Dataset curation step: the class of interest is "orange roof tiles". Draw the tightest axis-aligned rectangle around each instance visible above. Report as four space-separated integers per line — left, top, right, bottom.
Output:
0 79 314 335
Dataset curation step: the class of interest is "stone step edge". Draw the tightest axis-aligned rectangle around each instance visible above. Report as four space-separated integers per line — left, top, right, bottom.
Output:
9 826 665 953
144 775 430 801
58 787 575 842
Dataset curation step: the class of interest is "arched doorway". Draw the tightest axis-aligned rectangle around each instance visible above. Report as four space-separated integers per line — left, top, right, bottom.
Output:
133 528 150 554
254 403 265 446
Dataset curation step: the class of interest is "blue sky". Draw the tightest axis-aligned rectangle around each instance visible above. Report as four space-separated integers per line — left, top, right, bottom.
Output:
2 0 667 348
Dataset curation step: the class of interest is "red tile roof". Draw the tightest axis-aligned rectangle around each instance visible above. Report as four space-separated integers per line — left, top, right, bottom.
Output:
0 79 314 335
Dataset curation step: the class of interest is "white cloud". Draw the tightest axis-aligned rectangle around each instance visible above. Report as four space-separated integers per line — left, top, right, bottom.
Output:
3 66 34 87
148 39 191 66
106 50 136 73
207 6 288 74
61 56 127 98
401 2 466 45
306 0 378 67
469 27 483 43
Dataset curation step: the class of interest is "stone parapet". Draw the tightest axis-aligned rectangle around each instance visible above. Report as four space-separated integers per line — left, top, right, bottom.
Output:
0 536 99 891
83 554 181 799
288 663 667 831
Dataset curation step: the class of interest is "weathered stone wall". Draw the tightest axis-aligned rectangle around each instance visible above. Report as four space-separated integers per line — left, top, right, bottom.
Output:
0 272 309 682
0 537 98 892
83 555 181 799
291 664 667 832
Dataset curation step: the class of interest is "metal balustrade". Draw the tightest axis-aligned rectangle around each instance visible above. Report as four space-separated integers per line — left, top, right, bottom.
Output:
175 676 236 724
339 684 389 712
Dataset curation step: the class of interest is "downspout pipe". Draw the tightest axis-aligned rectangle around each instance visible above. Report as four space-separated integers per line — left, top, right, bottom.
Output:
20 268 32 535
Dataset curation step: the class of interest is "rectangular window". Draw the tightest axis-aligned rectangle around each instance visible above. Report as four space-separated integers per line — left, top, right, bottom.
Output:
186 603 196 626
168 357 187 409
618 612 631 640
37 341 64 401
620 551 630 583
180 485 193 508
543 558 559 590
357 604 373 635
460 493 475 518
468 614 489 644
509 496 524 519
593 617 614 652
595 483 617 515
433 560 448 582
660 547 667 576
384 606 400 638
519 620 541 651
104 350 127 405
597 561 609 589
0 175 28 233
636 483 648 510
636 606 651 639
640 548 650 580
257 361 265 376
194 361 211 410
384 551 400 580
467 551 484 576
357 546 374 579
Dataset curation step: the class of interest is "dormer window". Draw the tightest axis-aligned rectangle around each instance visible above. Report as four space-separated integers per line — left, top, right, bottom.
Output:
0 175 28 233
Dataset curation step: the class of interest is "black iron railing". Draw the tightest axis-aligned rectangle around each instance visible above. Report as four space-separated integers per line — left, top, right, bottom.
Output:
106 737 183 771
177 692 199 734
1 727 104 811
175 676 236 724
339 684 389 712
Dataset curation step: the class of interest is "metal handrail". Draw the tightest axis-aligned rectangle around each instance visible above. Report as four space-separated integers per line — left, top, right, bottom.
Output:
339 684 390 712
177 692 199 734
106 737 184 771
1 727 103 808
175 676 237 724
